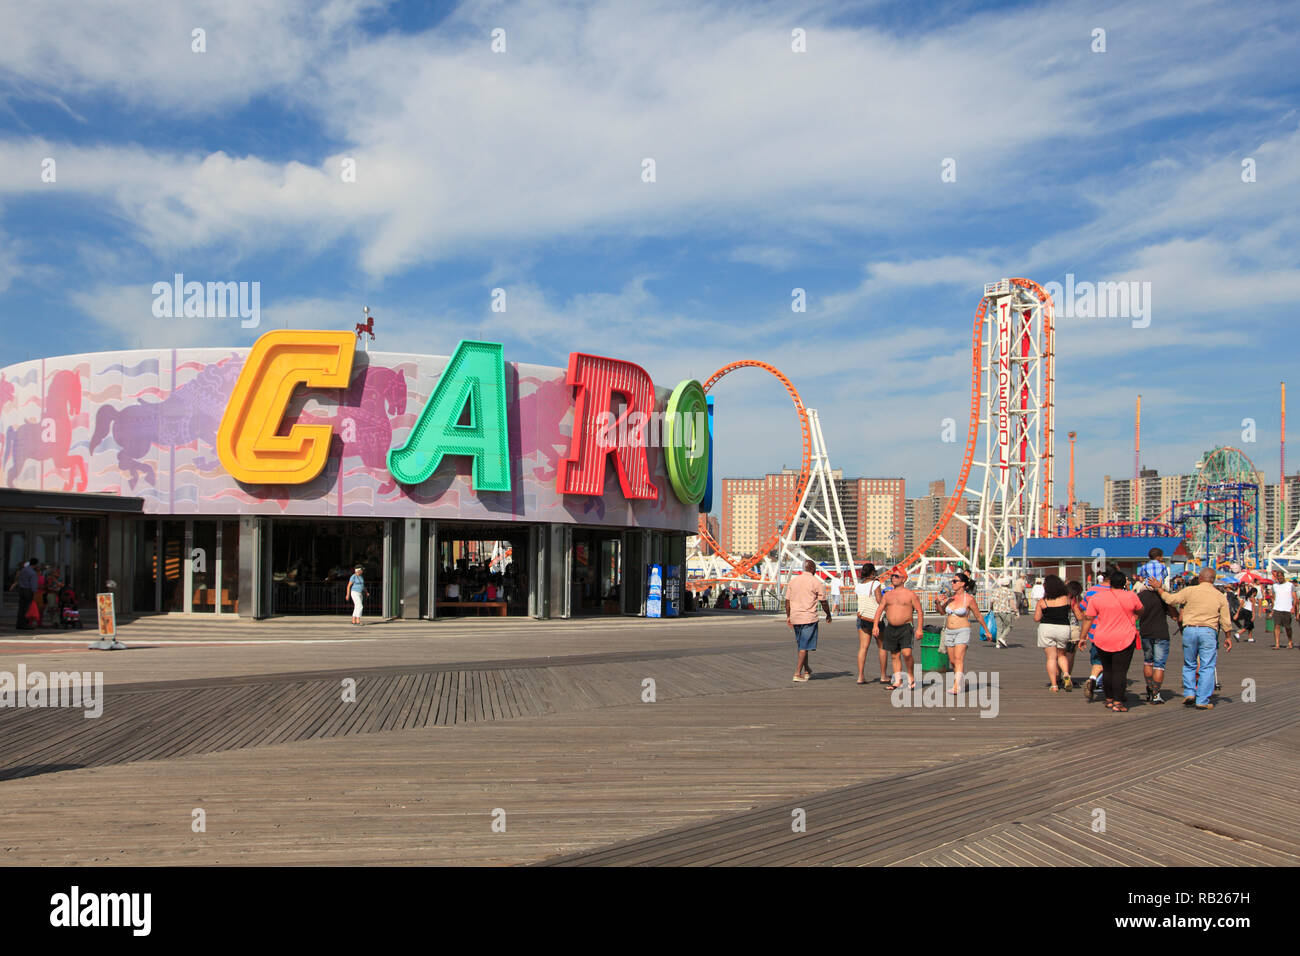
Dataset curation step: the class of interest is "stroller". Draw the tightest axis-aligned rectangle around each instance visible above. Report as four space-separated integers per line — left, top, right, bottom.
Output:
59 585 82 629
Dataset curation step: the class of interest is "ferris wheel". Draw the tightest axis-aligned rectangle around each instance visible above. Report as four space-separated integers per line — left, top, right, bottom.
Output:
1170 446 1261 567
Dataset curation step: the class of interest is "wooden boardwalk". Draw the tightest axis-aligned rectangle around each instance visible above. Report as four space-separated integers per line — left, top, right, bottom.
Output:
0 614 1296 865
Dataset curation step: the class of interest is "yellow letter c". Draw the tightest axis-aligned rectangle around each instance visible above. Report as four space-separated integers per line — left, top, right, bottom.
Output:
217 330 356 484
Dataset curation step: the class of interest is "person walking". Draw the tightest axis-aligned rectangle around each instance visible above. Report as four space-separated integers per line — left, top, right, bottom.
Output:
1078 572 1111 701
785 559 830 682
1013 574 1028 614
939 571 993 693
829 573 843 615
1137 547 1168 589
348 564 368 625
854 563 889 685
1030 576 1046 605
990 574 1017 648
1158 568 1233 710
1238 586 1256 643
1137 576 1177 703
1270 569 1294 650
873 570 925 690
1034 574 1074 692
1065 579 1085 680
10 558 39 630
1079 570 1142 712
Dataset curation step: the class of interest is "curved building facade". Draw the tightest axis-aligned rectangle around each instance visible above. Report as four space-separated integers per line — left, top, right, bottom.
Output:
0 334 703 620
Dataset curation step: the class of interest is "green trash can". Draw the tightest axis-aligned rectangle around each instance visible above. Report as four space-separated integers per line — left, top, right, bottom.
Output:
920 625 948 673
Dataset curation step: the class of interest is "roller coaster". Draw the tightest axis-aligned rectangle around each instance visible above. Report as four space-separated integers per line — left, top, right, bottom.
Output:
1161 446 1260 567
693 278 1057 588
693 281 1266 589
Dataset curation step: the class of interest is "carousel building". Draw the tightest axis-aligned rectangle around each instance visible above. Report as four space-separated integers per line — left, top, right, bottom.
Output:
0 330 707 621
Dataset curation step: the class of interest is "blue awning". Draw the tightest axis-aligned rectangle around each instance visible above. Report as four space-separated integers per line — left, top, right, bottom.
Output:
1008 537 1187 561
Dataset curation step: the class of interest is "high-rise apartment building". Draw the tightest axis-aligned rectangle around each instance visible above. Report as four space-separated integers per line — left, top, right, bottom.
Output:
719 469 905 562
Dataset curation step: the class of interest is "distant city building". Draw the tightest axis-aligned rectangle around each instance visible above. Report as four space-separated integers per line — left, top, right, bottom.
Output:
719 468 904 561
1103 468 1195 525
906 480 965 558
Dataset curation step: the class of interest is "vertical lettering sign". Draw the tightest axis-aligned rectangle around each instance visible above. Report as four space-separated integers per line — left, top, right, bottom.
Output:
996 300 1011 480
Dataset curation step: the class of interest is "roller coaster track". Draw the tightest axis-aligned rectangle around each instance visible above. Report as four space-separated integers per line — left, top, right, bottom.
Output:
694 361 812 582
890 278 1055 575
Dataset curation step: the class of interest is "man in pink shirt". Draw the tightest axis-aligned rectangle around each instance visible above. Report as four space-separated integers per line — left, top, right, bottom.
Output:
1080 569 1143 711
785 559 831 682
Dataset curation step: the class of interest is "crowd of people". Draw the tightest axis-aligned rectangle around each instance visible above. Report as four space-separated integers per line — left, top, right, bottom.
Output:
441 560 522 606
7 558 80 629
781 546 1288 711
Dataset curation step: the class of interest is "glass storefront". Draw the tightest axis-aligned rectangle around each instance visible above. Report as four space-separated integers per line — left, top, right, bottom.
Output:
270 519 385 616
129 518 241 616
571 528 623 615
433 523 531 617
3 510 685 623
1 512 100 616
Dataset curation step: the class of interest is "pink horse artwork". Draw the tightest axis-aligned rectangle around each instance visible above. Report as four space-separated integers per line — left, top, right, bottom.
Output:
2 369 88 491
295 365 407 494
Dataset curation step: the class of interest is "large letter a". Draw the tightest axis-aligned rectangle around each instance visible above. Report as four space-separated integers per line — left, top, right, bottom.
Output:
388 340 511 491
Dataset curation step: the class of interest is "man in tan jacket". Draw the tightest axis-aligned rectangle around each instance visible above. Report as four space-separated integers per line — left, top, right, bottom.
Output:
1158 568 1232 709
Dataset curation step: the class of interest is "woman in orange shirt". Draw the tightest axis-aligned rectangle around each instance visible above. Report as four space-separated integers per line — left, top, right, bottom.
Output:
1079 569 1143 712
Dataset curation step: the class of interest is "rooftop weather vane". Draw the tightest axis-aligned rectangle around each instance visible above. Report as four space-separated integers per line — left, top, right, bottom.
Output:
355 305 376 349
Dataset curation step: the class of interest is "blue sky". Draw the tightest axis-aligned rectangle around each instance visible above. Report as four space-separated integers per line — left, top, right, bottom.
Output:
1 0 1297 504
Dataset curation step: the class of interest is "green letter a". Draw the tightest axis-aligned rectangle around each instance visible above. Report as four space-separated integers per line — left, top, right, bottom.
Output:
387 340 511 491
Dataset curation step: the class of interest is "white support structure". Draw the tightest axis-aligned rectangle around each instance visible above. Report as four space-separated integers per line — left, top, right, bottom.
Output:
960 280 1051 584
772 409 858 598
1268 520 1300 571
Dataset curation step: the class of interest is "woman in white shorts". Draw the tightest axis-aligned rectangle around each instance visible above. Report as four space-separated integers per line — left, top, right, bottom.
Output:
938 572 993 694
1035 574 1073 692
348 564 367 625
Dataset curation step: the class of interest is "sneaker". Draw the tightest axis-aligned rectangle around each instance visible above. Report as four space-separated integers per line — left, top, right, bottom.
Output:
1149 691 1165 704
792 674 809 682
1062 675 1073 692
1084 677 1095 701
1183 696 1196 707
1195 702 1215 710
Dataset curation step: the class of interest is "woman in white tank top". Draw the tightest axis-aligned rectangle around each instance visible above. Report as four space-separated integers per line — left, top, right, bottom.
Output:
855 564 889 684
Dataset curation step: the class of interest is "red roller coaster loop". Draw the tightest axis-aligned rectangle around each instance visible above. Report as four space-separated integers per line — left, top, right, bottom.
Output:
695 361 812 582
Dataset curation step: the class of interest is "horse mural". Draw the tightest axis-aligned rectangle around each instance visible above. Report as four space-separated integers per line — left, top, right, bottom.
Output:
90 357 244 489
295 365 407 494
2 369 88 491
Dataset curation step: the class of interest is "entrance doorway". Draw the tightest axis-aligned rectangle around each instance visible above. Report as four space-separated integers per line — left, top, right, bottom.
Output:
571 528 623 615
270 519 385 616
432 524 531 617
131 518 240 616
